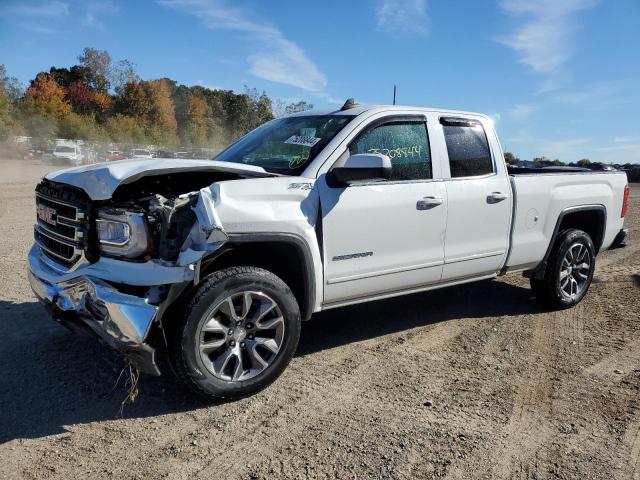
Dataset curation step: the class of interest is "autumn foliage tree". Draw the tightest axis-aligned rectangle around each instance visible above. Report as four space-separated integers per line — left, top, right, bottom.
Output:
4 47 313 150
182 94 208 147
23 73 71 120
122 79 177 145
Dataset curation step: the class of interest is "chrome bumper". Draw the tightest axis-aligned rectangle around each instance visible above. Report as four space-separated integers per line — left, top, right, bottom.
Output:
27 244 162 375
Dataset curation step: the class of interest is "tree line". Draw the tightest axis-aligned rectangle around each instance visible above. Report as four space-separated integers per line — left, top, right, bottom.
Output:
503 152 634 170
0 47 313 150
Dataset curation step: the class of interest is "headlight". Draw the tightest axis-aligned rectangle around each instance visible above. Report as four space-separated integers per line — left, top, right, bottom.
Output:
96 209 149 258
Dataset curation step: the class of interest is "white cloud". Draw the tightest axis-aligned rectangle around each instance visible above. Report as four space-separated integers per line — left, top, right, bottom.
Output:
80 1 118 29
614 136 639 144
313 91 344 106
159 0 327 92
248 38 326 92
2 1 118 32
499 0 598 81
597 143 640 152
510 103 537 120
3 1 70 17
376 0 428 36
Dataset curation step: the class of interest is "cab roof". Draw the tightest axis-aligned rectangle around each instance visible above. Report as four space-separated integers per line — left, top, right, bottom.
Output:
286 103 489 121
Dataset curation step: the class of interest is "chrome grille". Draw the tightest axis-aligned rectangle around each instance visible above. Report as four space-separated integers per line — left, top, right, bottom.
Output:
34 189 87 267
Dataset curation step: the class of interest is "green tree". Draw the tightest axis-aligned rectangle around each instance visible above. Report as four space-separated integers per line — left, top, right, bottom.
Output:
285 100 313 115
504 152 519 165
182 94 208 147
58 112 103 141
78 47 112 92
577 158 591 167
105 114 146 145
48 65 91 89
110 59 139 96
0 65 20 139
0 65 22 100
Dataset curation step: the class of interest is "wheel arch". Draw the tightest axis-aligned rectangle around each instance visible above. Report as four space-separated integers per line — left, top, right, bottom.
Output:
196 233 316 321
530 204 606 279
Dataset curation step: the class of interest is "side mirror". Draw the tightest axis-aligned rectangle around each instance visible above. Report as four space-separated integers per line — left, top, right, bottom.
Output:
329 153 392 186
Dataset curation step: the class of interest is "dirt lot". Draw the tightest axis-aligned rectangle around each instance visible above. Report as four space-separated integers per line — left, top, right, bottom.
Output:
0 158 638 480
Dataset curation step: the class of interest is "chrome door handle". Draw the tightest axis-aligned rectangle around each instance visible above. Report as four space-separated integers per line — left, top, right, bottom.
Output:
487 192 508 203
416 196 443 210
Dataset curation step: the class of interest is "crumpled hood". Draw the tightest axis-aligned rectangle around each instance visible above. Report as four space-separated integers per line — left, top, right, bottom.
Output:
45 158 274 200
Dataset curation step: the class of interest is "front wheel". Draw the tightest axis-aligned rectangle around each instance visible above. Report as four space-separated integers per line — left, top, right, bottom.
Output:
170 266 301 400
530 228 596 309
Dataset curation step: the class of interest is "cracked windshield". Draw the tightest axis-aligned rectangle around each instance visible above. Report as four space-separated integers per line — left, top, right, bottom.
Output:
214 115 354 174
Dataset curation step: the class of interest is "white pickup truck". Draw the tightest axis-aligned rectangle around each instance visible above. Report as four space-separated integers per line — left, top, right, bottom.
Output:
28 100 630 400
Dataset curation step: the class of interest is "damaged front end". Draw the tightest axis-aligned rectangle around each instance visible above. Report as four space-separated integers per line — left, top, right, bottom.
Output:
28 169 241 375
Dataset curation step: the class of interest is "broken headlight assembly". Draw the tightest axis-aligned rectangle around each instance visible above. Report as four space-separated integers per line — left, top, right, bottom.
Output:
96 209 150 258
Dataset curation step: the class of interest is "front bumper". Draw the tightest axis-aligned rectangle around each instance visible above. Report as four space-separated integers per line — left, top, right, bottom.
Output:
28 244 162 375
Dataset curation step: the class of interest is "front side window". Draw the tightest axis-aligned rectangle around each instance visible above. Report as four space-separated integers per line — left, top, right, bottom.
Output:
215 115 354 175
349 121 432 181
442 118 493 178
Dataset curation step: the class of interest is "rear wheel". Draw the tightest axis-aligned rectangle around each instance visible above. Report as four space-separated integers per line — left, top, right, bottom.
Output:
530 229 595 309
170 266 301 400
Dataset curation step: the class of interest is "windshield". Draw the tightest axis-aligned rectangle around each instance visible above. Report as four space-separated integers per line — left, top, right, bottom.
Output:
55 146 75 153
214 115 355 175
132 149 150 155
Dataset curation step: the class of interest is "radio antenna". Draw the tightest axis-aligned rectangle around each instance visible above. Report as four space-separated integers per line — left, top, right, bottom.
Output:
393 84 397 105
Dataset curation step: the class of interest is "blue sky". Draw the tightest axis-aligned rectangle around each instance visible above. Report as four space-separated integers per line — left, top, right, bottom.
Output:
1 0 639 163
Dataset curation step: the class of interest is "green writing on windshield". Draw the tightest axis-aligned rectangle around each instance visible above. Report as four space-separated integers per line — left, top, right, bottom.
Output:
367 145 422 159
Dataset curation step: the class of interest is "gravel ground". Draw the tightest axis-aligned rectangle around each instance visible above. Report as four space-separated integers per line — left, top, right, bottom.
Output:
0 159 638 480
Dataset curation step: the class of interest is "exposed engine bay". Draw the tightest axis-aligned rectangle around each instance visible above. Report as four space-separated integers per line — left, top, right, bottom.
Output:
95 171 246 263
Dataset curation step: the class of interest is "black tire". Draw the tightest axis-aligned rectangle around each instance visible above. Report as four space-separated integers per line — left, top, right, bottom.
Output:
170 266 301 401
530 228 596 309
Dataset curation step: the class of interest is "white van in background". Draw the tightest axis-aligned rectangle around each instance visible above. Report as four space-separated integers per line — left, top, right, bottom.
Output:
52 144 83 166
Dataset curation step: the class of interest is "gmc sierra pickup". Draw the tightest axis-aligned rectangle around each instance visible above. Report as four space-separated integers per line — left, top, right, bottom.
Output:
28 100 630 400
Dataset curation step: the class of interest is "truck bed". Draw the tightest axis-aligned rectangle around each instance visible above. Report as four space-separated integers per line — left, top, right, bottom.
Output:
504 171 627 272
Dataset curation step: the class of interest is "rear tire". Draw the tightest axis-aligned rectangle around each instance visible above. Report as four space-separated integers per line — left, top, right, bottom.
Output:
530 229 595 309
169 266 301 401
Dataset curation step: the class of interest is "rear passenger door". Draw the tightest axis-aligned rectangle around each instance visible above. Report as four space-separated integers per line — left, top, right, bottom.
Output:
439 116 512 280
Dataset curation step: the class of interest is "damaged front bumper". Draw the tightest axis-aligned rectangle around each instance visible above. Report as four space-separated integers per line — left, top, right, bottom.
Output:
27 244 196 375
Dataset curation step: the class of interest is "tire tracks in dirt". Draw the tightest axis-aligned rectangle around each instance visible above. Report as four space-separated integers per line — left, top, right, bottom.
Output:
489 312 556 479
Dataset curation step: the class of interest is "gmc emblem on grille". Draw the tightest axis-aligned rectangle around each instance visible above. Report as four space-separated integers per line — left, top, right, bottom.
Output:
37 204 57 226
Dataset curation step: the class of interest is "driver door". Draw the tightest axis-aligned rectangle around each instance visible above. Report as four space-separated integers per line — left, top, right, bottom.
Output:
318 116 447 304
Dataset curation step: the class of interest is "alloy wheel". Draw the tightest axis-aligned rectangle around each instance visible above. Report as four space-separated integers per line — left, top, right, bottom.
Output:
559 242 591 299
197 291 285 382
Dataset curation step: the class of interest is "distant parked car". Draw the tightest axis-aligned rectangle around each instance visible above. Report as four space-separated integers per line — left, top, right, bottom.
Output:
40 149 55 162
590 163 617 171
129 149 153 159
52 145 82 165
155 150 176 159
106 150 127 161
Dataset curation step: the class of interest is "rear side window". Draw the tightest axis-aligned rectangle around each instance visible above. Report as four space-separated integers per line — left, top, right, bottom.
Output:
350 121 431 181
441 118 493 178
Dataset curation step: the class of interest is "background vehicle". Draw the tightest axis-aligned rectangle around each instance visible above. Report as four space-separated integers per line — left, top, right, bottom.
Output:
129 148 153 159
155 150 176 158
27 101 629 400
589 163 617 171
105 150 127 161
52 144 82 165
